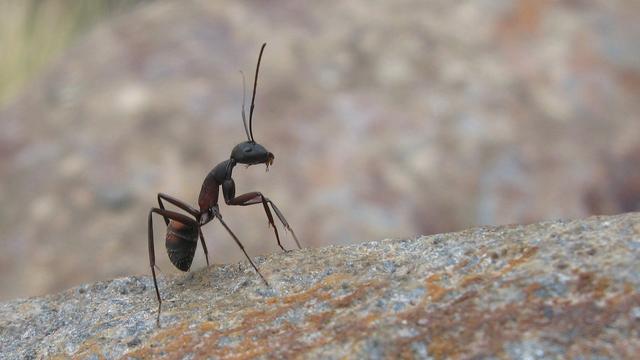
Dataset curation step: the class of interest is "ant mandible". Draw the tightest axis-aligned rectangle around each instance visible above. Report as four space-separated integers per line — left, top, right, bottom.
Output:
147 43 301 324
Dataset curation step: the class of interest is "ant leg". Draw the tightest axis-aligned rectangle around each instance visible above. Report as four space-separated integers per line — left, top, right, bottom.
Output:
265 200 302 249
148 207 199 326
227 192 284 251
198 228 210 266
212 210 269 286
148 210 162 325
157 193 199 226
227 192 301 250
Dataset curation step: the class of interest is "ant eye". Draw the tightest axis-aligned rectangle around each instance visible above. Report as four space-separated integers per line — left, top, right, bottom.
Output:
244 147 253 153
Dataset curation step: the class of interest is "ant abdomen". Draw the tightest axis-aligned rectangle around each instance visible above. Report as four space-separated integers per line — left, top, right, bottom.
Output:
165 221 198 271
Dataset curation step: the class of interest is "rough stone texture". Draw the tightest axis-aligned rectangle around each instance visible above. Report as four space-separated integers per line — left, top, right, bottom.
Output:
1 213 639 359
1 0 639 300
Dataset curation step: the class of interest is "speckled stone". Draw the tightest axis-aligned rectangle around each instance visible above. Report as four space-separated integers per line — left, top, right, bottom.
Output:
2 0 640 301
1 213 639 359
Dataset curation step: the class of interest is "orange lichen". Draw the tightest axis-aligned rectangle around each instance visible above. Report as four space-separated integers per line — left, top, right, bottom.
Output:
576 271 595 293
427 335 461 360
593 277 610 299
70 339 107 360
331 283 373 308
199 321 218 332
523 282 543 300
624 282 635 294
572 271 611 300
451 290 478 305
426 273 441 283
460 274 484 288
306 310 334 325
453 259 469 271
425 273 449 302
498 246 539 276
280 273 352 305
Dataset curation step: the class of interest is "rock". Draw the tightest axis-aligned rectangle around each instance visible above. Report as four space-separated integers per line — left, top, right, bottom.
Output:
1 212 639 358
2 0 640 301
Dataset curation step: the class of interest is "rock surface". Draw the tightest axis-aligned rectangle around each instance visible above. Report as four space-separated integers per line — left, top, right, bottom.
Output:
1 212 639 359
1 0 640 300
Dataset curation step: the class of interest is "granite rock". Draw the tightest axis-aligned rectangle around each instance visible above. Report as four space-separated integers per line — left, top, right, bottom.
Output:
1 0 640 300
1 212 639 359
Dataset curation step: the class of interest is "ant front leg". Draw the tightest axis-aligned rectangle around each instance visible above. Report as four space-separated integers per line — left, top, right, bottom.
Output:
224 185 301 251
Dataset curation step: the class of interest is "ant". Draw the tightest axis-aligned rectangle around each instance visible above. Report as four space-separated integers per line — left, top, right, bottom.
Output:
147 43 301 324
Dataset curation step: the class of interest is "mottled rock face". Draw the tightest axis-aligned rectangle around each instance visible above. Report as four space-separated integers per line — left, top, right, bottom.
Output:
0 0 639 301
1 213 638 358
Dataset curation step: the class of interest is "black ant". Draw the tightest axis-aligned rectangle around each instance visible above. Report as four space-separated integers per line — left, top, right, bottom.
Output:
147 43 300 324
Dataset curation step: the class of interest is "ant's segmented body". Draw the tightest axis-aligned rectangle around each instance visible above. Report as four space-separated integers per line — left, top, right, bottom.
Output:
147 43 300 324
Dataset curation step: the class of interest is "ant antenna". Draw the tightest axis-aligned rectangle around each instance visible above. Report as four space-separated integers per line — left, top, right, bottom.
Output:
240 71 251 141
249 42 266 143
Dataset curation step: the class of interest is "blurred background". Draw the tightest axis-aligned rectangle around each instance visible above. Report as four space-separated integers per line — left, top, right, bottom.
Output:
0 0 639 301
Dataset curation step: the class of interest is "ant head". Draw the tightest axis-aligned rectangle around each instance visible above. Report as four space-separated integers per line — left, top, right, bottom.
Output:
231 141 274 167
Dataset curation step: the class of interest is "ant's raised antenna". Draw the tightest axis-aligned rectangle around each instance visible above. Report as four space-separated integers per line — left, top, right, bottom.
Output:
249 42 266 143
240 71 251 141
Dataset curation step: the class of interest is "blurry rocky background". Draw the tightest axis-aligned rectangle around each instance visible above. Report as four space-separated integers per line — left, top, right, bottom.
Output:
0 0 639 300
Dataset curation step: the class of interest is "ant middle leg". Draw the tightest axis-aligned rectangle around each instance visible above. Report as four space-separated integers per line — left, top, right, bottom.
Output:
211 208 269 286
